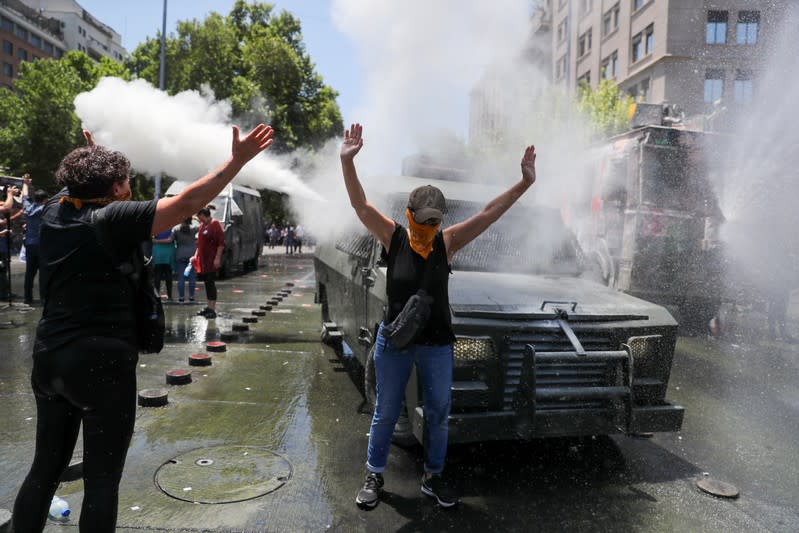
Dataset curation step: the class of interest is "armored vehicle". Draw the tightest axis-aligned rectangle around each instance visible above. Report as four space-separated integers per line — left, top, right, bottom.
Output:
166 181 263 277
572 123 726 331
315 176 684 445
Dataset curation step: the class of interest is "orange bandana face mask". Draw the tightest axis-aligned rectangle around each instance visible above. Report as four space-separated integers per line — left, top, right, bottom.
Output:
405 208 440 259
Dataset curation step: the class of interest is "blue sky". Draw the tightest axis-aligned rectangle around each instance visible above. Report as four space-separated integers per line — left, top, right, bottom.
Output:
77 0 361 125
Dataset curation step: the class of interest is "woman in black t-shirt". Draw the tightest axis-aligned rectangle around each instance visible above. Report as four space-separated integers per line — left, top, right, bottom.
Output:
12 124 274 532
341 124 538 510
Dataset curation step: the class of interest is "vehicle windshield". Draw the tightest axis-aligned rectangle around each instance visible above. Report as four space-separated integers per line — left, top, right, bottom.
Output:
385 195 585 276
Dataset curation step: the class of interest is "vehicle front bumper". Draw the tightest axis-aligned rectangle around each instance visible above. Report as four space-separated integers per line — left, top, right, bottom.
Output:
414 402 684 444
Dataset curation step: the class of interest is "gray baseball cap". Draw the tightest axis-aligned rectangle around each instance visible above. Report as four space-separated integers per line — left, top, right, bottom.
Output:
407 185 445 223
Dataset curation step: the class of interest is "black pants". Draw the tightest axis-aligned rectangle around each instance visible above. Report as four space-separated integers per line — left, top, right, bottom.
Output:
24 244 40 303
199 271 217 301
12 336 138 533
152 264 173 300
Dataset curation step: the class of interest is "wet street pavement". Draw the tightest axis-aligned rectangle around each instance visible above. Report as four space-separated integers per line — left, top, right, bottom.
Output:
1 251 798 532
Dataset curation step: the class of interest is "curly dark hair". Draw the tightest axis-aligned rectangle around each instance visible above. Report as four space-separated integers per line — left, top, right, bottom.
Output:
55 146 131 198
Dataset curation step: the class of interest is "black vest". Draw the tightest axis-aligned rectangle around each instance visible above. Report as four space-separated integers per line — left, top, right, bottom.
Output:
383 224 455 345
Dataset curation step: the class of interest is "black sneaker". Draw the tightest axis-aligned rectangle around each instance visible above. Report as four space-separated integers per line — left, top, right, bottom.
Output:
355 472 383 509
421 474 458 508
204 309 217 319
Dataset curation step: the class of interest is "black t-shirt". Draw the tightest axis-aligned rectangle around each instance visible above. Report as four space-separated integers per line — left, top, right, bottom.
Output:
382 224 455 345
35 189 157 351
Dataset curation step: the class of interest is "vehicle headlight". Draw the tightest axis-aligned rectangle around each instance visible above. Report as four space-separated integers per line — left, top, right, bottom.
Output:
453 336 496 366
624 334 663 362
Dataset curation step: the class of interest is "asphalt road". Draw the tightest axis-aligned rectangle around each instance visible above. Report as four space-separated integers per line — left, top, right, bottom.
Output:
0 252 797 532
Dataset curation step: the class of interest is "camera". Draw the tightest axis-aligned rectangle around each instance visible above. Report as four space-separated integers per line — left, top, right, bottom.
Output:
0 175 24 209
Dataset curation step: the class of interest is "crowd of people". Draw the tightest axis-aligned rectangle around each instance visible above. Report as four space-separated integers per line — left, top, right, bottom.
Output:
264 222 306 254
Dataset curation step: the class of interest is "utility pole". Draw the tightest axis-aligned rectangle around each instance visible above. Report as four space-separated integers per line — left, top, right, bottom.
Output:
155 0 168 199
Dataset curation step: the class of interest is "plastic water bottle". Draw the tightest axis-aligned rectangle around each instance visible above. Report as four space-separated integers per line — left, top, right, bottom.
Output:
48 496 71 522
184 262 193 277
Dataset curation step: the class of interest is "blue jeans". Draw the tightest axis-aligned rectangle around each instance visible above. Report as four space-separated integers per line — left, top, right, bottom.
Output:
175 257 196 300
367 323 453 475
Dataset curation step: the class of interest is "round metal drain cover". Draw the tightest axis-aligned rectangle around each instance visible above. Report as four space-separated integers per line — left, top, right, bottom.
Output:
155 445 292 504
696 477 739 499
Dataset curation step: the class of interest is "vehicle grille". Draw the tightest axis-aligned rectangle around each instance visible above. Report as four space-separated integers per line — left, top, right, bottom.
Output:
334 232 374 261
503 330 620 411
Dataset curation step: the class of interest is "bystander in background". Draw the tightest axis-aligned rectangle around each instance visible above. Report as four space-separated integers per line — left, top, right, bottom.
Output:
21 174 48 304
174 217 198 303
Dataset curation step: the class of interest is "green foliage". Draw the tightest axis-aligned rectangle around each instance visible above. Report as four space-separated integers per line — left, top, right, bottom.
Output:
576 79 633 139
127 0 343 154
0 52 136 192
0 57 87 191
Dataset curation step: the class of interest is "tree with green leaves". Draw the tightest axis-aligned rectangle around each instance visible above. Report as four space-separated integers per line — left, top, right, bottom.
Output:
0 52 120 191
576 79 633 139
127 0 343 154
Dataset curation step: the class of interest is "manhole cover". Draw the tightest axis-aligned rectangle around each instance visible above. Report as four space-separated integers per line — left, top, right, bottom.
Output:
696 477 739 498
155 445 292 504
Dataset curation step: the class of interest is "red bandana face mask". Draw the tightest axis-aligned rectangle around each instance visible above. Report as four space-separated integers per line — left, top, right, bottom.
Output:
405 208 440 259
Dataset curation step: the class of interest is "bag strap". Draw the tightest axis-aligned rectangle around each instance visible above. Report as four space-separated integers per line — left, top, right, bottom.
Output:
419 231 442 294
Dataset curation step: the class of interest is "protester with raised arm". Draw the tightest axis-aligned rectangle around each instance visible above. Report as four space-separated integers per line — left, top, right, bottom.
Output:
341 123 538 509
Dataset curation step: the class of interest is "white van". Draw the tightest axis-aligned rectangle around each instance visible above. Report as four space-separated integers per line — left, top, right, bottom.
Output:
165 181 264 277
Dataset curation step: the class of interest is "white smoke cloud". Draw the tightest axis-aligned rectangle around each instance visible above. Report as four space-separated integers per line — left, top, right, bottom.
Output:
289 0 595 246
73 77 321 200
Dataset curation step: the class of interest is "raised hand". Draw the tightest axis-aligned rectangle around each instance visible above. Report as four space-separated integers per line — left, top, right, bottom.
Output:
521 145 537 186
82 129 96 147
341 123 364 161
231 124 274 164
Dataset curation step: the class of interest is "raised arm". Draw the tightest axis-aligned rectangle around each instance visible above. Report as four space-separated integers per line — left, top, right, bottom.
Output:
21 174 30 199
151 124 273 235
443 145 537 261
340 124 395 251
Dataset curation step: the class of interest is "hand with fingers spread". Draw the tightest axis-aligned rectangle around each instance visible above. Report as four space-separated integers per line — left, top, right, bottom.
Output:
232 124 274 164
82 129 96 147
341 123 364 161
521 145 537 186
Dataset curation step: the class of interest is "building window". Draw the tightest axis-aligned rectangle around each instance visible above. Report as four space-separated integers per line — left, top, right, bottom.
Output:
602 3 620 37
627 85 638 99
557 18 567 43
55 48 63 59
601 50 619 79
556 54 568 80
18 48 27 61
706 11 728 44
645 24 654 55
704 69 724 102
15 26 28 41
2 63 12 77
734 70 753 103
2 40 12 55
639 78 649 102
1 17 13 32
737 11 759 45
633 0 645 11
578 29 592 57
579 0 593 17
632 32 643 62
30 34 41 48
578 71 591 87
44 42 54 55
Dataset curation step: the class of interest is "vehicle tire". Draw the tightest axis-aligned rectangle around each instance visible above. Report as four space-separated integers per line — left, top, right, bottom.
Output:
318 284 330 322
364 343 418 448
679 298 720 335
218 254 230 279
